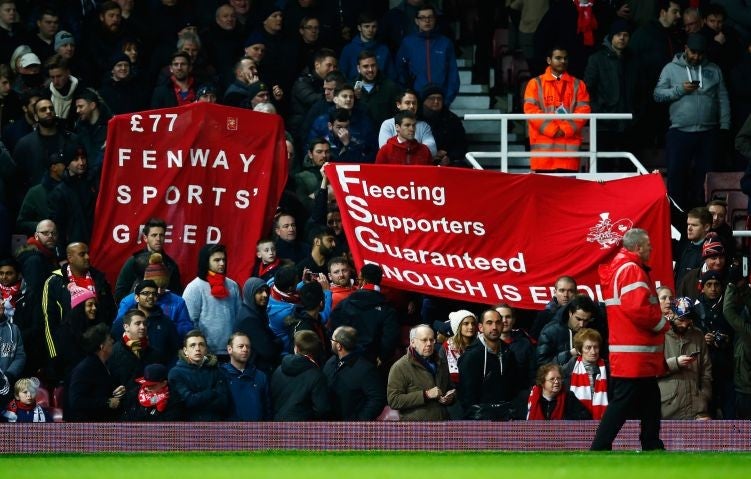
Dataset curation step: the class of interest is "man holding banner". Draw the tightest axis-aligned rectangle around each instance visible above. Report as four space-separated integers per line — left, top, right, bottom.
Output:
591 228 670 451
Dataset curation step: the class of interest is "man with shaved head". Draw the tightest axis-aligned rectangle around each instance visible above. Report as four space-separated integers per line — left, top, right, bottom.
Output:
40 242 115 365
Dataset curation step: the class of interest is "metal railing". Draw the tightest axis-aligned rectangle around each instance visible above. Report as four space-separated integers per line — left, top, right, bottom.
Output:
463 113 648 176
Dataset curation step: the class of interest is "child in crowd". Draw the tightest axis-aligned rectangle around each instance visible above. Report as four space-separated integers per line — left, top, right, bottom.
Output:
2 377 51 422
251 238 280 282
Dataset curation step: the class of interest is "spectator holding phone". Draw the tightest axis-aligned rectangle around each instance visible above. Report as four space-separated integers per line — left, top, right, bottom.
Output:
658 295 713 419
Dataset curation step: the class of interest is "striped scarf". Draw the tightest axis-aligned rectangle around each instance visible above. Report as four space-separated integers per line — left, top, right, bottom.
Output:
569 357 608 419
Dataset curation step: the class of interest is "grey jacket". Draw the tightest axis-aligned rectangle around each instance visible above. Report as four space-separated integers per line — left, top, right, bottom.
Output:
653 53 730 132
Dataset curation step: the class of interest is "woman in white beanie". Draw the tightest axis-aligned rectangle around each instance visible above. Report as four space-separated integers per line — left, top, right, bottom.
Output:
440 310 477 387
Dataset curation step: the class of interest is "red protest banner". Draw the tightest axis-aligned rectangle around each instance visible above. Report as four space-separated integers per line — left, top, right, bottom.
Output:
90 102 288 287
325 164 673 309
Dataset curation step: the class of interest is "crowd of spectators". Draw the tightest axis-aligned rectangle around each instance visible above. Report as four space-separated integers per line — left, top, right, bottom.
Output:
1 1 751 424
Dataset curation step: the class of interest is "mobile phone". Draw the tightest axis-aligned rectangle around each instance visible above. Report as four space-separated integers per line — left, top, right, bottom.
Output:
354 80 364 90
691 80 700 86
689 351 700 358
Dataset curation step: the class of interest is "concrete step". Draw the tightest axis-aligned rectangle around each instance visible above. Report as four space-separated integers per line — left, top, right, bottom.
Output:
456 58 471 68
459 83 489 94
459 69 472 85
451 94 490 110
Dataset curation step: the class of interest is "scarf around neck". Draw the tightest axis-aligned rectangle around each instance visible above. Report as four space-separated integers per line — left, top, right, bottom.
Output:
527 385 566 420
123 332 149 358
207 271 229 298
569 357 608 419
270 284 300 304
137 383 169 412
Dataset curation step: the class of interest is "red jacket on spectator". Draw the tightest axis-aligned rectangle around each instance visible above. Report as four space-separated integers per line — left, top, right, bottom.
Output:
375 136 432 165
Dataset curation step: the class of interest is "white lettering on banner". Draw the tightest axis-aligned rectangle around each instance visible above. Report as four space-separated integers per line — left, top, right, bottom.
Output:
115 184 257 208
367 261 488 298
129 113 179 133
116 148 257 171
355 226 525 273
112 224 220 244
492 284 523 301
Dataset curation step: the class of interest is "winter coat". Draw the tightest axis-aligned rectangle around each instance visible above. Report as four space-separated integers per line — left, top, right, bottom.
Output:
583 40 638 132
107 339 165 391
220 361 271 421
375 135 433 165
458 336 519 414
323 352 386 420
356 75 403 127
0 317 25 390
47 171 98 246
65 354 121 421
167 351 229 421
599 248 669 378
115 292 192 340
658 327 712 419
723 284 751 394
234 279 281 376
339 36 395 82
329 289 400 364
114 249 182 302
387 348 450 420
270 353 330 421
396 30 460 105
653 53 730 132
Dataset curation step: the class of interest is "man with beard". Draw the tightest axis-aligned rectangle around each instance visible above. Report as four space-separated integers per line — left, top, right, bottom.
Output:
458 309 519 419
114 218 182 302
2 90 41 153
221 332 271 421
296 226 337 277
112 280 179 366
328 256 356 310
659 297 712 419
235 277 281 376
387 324 454 420
294 138 330 208
654 33 730 210
182 244 241 360
12 97 78 193
82 1 128 83
40 242 116 362
73 88 110 171
353 50 401 128
151 51 196 108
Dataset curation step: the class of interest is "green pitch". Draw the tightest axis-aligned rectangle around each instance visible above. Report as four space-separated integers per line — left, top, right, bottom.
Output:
4 451 751 478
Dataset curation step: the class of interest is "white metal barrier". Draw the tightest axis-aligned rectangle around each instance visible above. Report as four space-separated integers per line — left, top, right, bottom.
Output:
463 113 648 176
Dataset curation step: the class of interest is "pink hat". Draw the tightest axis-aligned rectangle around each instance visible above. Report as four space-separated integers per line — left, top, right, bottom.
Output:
68 283 96 309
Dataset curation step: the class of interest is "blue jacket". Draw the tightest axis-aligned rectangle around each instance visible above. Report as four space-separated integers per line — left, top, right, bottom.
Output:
268 281 333 355
339 36 395 82
396 30 460 105
167 352 229 421
220 360 271 420
115 292 193 338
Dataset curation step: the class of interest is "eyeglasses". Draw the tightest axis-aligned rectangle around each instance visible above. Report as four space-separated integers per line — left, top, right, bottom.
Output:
546 377 562 383
36 231 57 237
138 291 158 297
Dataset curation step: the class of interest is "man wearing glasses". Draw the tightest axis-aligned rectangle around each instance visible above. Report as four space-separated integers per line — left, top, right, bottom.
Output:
111 280 181 366
395 4 459 106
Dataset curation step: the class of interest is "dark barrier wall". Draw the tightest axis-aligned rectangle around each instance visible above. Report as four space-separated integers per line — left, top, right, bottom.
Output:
1 421 750 453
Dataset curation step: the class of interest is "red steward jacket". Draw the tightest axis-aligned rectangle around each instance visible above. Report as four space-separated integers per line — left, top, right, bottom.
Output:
599 248 670 378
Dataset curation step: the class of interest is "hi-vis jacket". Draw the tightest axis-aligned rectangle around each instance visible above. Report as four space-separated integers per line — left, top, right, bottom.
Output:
599 248 670 378
523 67 591 171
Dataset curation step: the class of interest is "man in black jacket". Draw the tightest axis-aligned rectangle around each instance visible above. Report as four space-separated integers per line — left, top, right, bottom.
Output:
235 277 281 376
329 264 399 369
107 309 163 392
458 309 520 419
270 329 330 420
536 295 598 367
323 325 386 420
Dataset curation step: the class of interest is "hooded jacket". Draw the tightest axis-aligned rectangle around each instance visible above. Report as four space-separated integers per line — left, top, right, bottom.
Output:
457 336 518 413
339 35 395 82
323 352 386 420
653 53 730 132
270 353 330 420
234 277 281 375
0 317 25 398
167 350 229 421
329 288 399 364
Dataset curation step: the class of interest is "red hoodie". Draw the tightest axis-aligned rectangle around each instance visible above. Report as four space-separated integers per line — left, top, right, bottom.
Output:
375 136 433 165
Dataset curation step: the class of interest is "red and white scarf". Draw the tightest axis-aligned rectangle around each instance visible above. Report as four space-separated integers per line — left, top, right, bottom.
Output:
574 0 598 47
569 357 608 419
0 281 21 310
137 382 170 413
65 266 95 293
443 341 462 384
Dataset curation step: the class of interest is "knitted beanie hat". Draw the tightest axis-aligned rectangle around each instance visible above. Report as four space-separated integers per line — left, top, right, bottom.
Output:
68 283 96 309
447 310 476 336
144 253 170 288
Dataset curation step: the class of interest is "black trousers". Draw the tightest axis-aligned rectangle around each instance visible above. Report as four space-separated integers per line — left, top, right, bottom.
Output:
590 377 664 451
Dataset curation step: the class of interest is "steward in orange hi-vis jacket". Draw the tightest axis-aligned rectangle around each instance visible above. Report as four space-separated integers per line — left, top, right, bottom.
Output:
523 48 591 172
